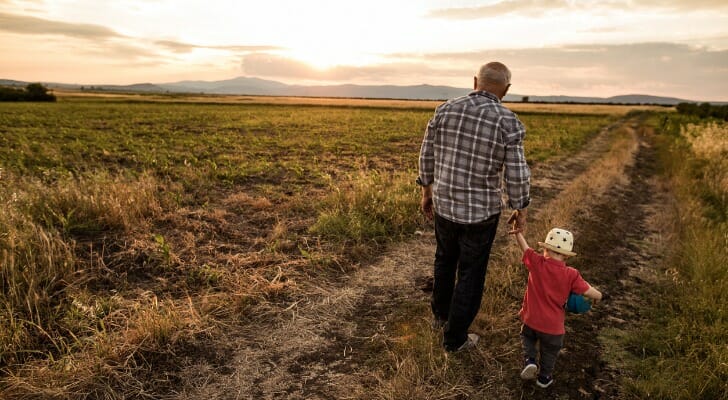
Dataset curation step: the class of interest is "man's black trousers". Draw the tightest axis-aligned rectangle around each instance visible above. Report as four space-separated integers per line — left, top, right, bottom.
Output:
431 213 499 351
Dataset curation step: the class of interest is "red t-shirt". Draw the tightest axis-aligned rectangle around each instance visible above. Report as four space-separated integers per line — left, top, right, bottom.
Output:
519 248 591 335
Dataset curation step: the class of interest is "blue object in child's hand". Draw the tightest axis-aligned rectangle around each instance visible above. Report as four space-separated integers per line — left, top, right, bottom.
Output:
565 293 591 314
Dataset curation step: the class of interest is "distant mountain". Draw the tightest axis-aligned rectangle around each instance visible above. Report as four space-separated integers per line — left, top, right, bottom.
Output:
606 94 689 105
2 76 716 105
0 79 28 87
159 76 289 94
100 83 166 92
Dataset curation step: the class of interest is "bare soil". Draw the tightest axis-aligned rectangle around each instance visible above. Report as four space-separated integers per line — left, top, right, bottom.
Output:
171 117 663 399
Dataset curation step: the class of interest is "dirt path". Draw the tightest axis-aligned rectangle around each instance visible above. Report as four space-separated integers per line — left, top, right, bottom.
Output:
173 118 663 399
512 120 665 399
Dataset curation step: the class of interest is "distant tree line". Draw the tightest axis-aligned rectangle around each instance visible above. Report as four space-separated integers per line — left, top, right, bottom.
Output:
676 102 728 121
0 83 56 102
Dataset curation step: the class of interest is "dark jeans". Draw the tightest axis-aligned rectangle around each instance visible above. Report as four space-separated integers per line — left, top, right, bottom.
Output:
521 324 564 377
432 213 499 350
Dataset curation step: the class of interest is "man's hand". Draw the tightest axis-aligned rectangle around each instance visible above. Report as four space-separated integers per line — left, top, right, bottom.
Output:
420 185 434 220
421 195 433 220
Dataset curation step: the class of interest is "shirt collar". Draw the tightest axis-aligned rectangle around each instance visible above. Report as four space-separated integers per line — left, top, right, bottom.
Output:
470 90 501 103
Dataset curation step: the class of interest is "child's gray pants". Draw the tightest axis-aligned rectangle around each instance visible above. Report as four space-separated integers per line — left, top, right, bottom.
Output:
520 324 564 377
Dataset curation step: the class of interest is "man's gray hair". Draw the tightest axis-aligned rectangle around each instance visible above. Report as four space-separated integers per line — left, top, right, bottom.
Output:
477 62 511 87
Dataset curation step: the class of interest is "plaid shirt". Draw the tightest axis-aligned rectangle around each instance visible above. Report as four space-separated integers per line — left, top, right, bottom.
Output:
418 91 530 224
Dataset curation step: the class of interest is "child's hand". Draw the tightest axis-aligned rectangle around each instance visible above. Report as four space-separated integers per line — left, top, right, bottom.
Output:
507 210 521 234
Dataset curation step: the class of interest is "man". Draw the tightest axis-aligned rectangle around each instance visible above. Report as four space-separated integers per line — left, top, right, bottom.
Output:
417 61 530 351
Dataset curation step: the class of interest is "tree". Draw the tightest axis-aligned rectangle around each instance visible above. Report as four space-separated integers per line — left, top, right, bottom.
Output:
25 83 56 101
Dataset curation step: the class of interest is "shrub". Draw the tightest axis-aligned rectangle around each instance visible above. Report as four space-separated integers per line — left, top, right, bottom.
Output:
0 83 56 102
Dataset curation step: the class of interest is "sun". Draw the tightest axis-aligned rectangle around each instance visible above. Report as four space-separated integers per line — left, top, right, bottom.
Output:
286 46 379 71
288 49 339 70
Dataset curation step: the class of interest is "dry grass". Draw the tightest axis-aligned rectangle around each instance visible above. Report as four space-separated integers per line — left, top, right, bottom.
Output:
0 171 198 397
0 171 162 359
1 294 210 398
681 122 728 199
33 172 162 234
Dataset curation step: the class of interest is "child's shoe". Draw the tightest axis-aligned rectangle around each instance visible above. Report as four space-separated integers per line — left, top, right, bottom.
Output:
536 374 553 388
520 358 538 380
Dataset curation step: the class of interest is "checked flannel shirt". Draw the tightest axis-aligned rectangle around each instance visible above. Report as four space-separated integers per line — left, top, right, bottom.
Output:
418 90 530 224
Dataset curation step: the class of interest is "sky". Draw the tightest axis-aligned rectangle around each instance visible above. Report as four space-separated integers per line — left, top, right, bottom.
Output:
1 0 727 101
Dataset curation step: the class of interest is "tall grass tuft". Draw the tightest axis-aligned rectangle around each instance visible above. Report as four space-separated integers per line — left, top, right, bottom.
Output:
29 172 162 234
310 170 422 244
0 171 162 369
0 203 75 367
624 117 727 399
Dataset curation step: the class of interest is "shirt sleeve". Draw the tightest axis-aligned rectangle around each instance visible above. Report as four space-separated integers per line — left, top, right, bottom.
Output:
501 113 531 210
522 247 539 271
570 270 591 294
418 108 439 186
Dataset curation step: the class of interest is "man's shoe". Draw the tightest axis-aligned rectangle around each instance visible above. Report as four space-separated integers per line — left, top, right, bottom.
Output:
520 358 538 380
536 374 553 388
453 333 479 352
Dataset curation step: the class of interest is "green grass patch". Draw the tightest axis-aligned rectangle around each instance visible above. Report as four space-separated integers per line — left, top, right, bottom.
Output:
310 170 421 244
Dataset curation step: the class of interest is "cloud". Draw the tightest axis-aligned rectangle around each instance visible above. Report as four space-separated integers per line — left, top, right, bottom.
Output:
239 53 463 83
640 0 728 10
427 0 728 19
0 11 280 56
0 10 283 65
390 42 728 99
240 43 728 100
0 11 124 39
155 40 282 54
427 0 572 19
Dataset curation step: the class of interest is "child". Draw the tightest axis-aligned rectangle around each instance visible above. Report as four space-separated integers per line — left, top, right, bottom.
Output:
508 215 602 388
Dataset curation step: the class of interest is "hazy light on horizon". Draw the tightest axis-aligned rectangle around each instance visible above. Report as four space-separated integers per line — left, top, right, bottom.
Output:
1 0 727 100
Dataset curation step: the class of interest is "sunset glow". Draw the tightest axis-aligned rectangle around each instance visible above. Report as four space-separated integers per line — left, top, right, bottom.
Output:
1 0 727 100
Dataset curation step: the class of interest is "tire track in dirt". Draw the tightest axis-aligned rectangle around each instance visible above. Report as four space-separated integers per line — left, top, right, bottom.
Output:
173 239 433 399
172 118 650 399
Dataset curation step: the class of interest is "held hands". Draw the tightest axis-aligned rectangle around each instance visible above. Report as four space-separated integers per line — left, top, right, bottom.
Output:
507 209 527 234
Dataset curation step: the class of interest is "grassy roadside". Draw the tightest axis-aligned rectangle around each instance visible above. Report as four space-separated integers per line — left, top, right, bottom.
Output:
619 115 727 399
